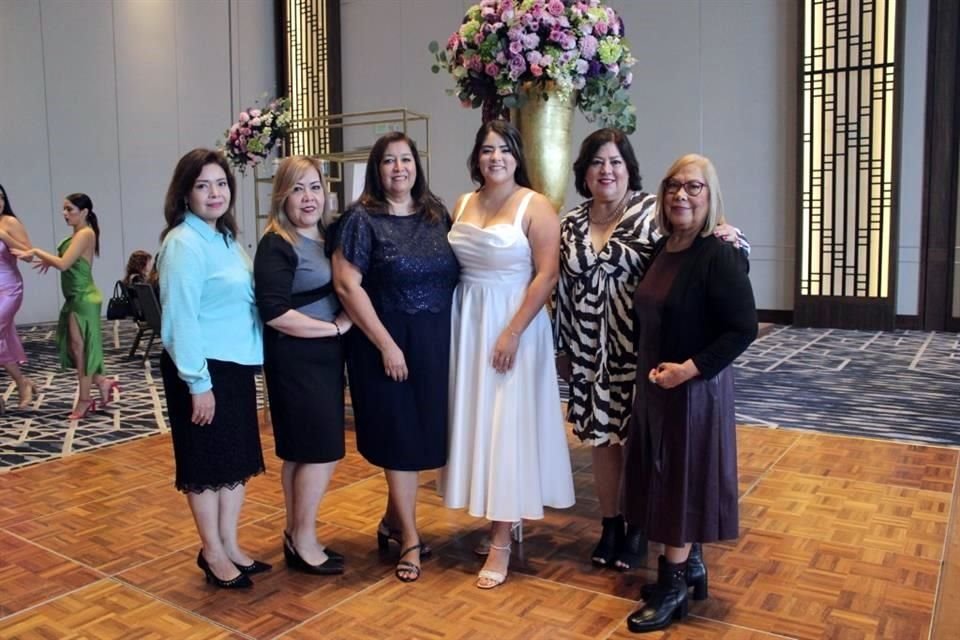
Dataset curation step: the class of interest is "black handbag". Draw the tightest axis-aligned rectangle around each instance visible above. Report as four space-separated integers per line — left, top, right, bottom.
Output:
106 281 132 320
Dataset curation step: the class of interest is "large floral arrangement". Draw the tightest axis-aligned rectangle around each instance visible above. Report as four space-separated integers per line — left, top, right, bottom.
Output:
430 0 636 132
220 95 291 174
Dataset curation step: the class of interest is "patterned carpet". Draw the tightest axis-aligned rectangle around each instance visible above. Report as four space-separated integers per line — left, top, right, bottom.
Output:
0 321 265 471
734 325 960 445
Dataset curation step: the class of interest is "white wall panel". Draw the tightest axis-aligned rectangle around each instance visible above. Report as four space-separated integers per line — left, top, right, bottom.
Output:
40 0 124 310
0 0 275 322
0 0 59 322
113 0 180 263
701 0 798 310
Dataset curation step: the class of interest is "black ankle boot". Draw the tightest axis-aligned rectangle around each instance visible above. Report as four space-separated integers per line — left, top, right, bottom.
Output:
627 555 689 633
614 524 648 570
591 515 625 567
640 542 708 600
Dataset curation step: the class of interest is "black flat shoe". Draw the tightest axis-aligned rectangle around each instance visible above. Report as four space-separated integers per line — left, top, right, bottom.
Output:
284 538 344 575
197 550 253 589
284 530 343 562
234 559 272 575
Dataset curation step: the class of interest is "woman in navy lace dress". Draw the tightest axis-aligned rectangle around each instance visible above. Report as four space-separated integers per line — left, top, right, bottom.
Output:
332 132 459 583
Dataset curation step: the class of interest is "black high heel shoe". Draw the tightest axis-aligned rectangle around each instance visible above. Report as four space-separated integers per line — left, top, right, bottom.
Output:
196 550 253 589
376 519 433 558
591 514 626 567
284 530 343 562
283 537 344 575
234 559 272 575
614 524 648 571
640 543 708 601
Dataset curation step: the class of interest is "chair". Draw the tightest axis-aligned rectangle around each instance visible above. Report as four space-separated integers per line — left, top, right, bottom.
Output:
131 283 162 361
126 283 149 358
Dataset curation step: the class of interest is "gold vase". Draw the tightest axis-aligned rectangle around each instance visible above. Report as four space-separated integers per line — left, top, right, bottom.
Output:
510 83 577 213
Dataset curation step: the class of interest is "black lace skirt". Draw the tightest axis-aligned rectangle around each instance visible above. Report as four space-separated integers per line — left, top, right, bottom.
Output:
160 351 265 493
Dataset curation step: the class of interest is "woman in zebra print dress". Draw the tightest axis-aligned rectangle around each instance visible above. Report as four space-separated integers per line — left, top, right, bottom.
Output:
555 129 747 570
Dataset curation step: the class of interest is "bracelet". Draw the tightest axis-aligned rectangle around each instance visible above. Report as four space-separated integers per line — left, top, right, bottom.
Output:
333 321 341 337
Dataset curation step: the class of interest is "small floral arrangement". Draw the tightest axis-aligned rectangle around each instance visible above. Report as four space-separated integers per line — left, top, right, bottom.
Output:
220 95 291 174
430 0 636 132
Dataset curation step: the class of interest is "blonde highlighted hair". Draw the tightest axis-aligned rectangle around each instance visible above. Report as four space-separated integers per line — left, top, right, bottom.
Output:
654 153 726 237
264 155 329 245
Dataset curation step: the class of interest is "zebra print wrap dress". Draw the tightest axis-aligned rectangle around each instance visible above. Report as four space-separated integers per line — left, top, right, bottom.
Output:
555 192 658 447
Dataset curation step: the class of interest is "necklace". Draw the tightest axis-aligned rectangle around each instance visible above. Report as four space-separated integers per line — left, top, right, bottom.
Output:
588 190 633 226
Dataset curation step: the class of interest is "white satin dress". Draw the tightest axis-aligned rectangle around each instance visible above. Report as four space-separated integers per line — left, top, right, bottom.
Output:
441 190 576 522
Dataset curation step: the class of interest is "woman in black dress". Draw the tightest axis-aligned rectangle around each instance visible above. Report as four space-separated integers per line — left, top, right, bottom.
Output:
332 133 459 583
254 156 352 575
158 149 268 589
623 154 757 633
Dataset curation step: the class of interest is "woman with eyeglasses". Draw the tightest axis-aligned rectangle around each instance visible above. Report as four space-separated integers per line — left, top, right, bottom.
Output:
555 129 747 573
621 154 757 634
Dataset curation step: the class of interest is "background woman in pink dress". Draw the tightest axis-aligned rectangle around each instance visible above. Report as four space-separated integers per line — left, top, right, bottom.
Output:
0 184 36 412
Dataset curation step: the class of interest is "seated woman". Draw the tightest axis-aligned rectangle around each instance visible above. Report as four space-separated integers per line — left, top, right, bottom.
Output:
123 250 153 286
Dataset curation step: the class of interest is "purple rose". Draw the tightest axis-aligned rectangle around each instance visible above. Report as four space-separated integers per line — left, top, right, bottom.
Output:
541 54 553 66
607 63 619 75
526 50 542 65
563 34 577 50
594 20 609 36
509 54 526 73
481 6 496 20
549 28 564 44
624 71 633 86
547 0 564 16
495 51 507 64
508 26 523 41
572 76 586 90
588 59 602 76
509 39 523 55
574 59 589 75
484 62 500 77
521 33 540 49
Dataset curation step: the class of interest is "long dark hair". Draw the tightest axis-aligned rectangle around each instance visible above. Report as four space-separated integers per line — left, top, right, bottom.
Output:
161 148 237 244
467 120 533 188
0 183 16 217
66 193 100 256
572 128 643 198
357 132 446 223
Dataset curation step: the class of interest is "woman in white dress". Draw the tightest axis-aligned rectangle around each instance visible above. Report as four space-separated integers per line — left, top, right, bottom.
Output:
443 120 576 589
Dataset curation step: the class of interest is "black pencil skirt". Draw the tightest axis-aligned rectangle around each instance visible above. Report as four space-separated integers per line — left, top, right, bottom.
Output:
160 351 265 493
263 330 345 463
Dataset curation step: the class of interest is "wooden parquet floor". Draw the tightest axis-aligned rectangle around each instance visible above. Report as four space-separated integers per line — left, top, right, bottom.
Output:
0 417 958 640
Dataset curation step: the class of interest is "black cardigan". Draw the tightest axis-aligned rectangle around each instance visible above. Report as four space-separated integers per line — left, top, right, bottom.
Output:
647 234 758 380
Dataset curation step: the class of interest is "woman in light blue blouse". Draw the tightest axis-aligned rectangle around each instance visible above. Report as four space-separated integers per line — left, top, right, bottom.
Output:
158 148 267 589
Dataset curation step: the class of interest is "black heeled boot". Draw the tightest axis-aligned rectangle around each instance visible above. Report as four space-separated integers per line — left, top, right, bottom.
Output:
614 524 648 570
640 542 708 600
591 514 625 567
627 555 689 633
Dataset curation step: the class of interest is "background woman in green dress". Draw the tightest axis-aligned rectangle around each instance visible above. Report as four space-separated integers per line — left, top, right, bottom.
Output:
15 193 118 419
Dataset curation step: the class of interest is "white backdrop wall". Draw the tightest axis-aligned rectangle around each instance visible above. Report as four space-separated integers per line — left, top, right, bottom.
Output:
0 0 275 323
340 0 928 315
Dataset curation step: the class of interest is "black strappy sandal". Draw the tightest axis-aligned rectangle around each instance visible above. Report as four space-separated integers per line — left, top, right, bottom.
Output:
395 543 424 583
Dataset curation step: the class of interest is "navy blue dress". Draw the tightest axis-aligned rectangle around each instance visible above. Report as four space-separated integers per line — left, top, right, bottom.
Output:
334 206 459 470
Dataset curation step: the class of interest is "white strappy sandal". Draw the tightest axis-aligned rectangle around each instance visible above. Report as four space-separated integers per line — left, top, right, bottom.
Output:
476 542 511 589
473 521 523 556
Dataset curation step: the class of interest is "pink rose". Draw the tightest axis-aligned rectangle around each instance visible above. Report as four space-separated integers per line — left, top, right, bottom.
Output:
530 63 543 77
249 109 262 117
251 117 262 127
238 112 250 124
447 33 460 49
484 62 500 77
547 0 564 16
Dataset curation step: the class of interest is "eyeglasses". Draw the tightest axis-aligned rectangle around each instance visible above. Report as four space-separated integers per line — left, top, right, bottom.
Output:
663 180 706 197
